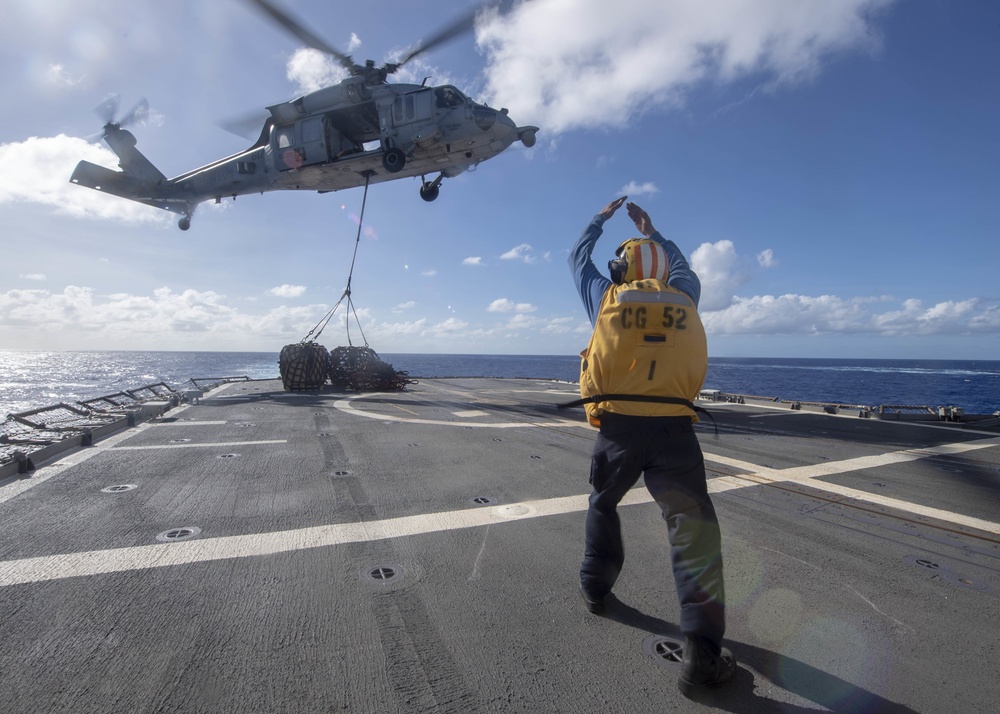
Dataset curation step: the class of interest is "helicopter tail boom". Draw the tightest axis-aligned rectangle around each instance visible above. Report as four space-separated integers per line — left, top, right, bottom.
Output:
70 123 198 222
69 160 191 218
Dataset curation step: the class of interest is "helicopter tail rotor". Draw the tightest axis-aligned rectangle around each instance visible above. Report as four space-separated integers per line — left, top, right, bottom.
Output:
92 95 149 139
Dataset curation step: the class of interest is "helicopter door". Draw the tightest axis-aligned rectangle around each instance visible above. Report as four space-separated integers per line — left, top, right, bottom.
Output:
297 117 329 167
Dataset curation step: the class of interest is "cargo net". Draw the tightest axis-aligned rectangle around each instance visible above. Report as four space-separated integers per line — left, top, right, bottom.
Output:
279 342 330 392
329 346 413 392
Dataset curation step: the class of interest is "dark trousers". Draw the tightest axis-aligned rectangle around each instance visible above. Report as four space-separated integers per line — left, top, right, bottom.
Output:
580 413 726 649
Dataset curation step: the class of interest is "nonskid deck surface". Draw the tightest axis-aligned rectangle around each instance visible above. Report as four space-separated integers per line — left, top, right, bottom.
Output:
0 377 997 713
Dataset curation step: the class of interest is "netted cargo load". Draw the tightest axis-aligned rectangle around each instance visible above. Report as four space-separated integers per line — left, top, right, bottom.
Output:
279 342 331 391
329 346 413 391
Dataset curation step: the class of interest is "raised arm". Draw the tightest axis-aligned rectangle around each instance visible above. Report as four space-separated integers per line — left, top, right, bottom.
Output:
567 198 624 325
627 201 701 308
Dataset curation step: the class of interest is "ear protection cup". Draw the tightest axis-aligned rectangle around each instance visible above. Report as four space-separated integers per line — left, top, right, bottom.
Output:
608 256 628 284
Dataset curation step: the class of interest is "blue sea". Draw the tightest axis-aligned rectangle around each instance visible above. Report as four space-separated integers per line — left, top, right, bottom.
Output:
1 350 997 417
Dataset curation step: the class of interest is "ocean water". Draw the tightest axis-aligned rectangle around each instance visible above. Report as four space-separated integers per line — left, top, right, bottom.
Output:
1 350 998 417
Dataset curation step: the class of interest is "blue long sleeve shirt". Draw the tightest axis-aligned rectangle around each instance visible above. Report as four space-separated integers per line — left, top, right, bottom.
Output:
568 214 701 326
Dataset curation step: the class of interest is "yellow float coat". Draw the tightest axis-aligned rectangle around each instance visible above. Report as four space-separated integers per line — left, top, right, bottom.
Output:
579 279 707 426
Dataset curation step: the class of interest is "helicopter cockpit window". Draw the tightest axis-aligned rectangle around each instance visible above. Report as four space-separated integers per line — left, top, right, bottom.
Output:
435 86 464 109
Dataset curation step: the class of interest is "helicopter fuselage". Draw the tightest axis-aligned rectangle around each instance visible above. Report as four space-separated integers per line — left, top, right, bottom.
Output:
71 77 537 230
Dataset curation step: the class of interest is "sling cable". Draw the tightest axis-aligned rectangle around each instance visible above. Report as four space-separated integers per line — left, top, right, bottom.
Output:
278 173 413 392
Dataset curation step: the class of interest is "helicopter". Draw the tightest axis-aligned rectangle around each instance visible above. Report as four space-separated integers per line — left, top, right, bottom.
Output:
69 0 538 231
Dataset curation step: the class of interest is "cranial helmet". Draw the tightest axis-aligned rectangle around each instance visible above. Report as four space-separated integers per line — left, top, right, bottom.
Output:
608 238 669 285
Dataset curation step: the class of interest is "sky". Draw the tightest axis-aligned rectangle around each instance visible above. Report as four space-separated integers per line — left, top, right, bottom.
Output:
1 0 998 359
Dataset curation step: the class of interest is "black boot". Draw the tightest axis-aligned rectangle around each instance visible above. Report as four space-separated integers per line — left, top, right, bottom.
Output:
579 586 606 614
678 637 735 698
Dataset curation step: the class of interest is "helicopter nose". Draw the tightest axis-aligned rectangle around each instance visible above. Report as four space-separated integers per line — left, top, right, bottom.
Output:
517 126 537 148
496 109 516 132
496 109 537 148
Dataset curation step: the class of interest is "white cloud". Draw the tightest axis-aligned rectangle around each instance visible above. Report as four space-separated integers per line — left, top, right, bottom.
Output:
16 285 990 353
968 304 1000 331
487 298 537 313
690 240 751 311
421 269 438 277
18 273 46 281
500 243 549 264
0 286 329 348
267 284 307 298
504 313 539 329
287 48 350 95
701 295 1000 337
501 243 531 261
702 294 867 334
364 317 428 337
871 298 992 335
0 135 169 224
619 181 660 196
478 0 892 133
540 316 577 335
46 63 82 87
463 256 483 266
652 237 999 341
396 300 416 309
426 317 468 334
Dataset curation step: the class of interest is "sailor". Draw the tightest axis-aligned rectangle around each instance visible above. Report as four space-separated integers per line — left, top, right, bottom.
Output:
566 196 735 697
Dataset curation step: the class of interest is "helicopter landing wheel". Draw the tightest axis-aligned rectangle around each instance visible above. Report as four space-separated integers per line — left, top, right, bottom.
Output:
178 216 191 231
382 148 406 173
419 184 440 202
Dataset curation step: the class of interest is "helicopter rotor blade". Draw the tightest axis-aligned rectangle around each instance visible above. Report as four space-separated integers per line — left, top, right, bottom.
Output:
119 97 149 128
94 94 120 125
242 0 355 73
394 6 481 69
219 109 272 141
90 95 148 139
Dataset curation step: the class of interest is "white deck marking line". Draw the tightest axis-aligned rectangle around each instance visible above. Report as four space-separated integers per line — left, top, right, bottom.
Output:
734 402 1000 436
111 440 287 451
703 438 1000 534
1 436 997 586
151 420 229 426
334 397 585 429
0 493 594 587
